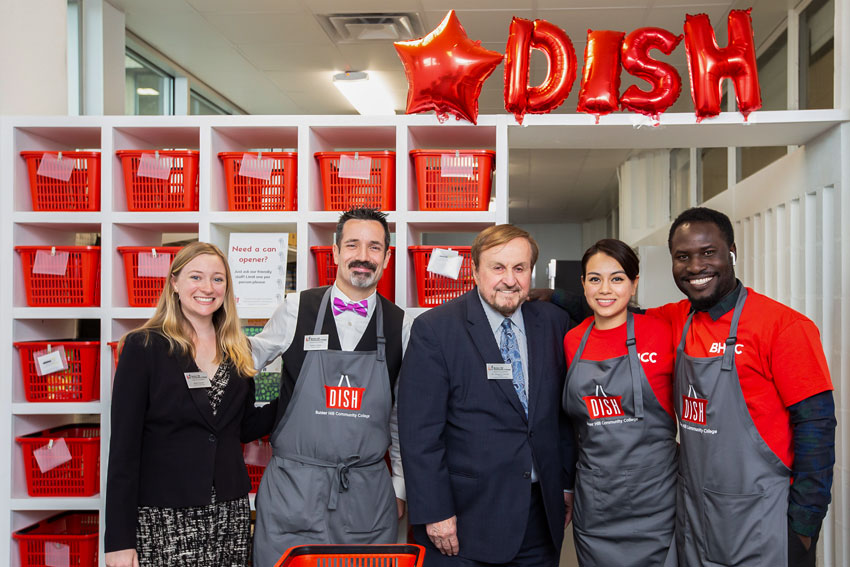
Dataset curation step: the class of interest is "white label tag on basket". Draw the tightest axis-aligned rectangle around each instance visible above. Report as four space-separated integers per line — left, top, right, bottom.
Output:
239 153 274 181
338 154 372 180
244 439 272 467
138 251 171 277
137 152 173 180
44 541 70 567
32 249 69 276
440 153 475 178
427 248 463 280
36 153 75 182
34 345 68 376
34 438 73 473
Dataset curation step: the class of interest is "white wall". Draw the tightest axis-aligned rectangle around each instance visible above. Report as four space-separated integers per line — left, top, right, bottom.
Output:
0 0 67 114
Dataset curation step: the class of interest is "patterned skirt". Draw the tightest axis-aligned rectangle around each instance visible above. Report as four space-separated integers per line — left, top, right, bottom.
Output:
136 491 251 567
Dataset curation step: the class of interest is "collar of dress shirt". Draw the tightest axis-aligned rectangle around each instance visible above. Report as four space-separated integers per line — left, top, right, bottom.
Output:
477 289 526 338
332 282 376 318
697 279 743 321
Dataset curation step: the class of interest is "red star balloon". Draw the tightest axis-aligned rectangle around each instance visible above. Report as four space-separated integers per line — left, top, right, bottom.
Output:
395 11 504 124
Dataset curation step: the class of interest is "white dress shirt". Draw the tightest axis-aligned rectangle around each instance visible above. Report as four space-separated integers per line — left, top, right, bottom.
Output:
250 283 413 500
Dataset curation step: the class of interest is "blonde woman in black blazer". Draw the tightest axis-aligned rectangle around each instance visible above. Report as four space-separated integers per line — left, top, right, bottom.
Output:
105 242 277 567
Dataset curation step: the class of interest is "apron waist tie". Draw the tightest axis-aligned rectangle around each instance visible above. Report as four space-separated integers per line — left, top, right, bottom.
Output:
278 453 385 510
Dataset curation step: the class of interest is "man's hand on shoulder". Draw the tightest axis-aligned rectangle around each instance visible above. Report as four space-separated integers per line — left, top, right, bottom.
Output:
426 516 459 556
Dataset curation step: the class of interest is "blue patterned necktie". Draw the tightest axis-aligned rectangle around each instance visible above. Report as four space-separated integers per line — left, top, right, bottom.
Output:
500 318 528 415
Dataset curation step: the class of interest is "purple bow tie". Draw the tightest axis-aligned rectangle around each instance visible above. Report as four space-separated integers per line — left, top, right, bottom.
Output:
332 297 368 317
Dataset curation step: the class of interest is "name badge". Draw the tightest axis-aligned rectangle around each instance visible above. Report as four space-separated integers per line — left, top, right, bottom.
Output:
486 363 513 380
304 334 329 351
185 372 211 389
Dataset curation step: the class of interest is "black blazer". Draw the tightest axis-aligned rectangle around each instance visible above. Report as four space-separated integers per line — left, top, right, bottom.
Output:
105 330 277 552
398 289 576 563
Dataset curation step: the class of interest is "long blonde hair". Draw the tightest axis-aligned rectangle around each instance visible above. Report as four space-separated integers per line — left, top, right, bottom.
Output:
134 242 257 377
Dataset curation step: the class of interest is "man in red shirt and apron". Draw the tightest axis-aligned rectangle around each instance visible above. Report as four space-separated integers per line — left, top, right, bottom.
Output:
648 207 835 567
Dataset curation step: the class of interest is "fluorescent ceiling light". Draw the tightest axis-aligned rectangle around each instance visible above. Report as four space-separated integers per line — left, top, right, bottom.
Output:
333 71 396 116
136 87 160 96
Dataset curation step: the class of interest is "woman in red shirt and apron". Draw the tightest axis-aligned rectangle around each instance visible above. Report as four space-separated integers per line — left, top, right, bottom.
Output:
562 239 677 567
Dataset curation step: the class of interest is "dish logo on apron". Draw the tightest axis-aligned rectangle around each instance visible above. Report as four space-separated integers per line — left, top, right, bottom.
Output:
682 385 707 425
325 374 365 411
583 385 624 419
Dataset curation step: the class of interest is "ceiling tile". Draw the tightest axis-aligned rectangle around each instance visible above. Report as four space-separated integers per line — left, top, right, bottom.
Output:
203 11 328 44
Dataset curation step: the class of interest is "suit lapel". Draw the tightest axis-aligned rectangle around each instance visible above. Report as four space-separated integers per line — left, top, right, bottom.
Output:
465 290 528 422
522 302 544 423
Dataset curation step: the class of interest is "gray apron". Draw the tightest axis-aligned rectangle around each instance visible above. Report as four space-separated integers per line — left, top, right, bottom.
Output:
564 313 677 567
253 288 397 567
674 288 790 566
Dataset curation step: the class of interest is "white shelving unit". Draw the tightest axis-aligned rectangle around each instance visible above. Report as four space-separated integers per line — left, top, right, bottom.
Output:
1 110 843 566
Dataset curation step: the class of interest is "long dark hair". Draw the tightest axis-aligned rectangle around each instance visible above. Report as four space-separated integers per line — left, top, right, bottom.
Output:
581 239 639 281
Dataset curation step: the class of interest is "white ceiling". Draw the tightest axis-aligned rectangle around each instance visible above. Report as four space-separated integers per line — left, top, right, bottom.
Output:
109 0 795 223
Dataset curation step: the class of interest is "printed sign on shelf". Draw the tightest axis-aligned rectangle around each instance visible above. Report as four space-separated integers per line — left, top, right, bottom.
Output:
228 233 289 307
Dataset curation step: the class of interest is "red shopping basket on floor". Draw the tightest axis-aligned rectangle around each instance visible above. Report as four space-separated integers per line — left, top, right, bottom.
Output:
14 340 100 402
409 246 475 307
13 512 99 567
243 436 272 493
311 246 395 301
116 150 199 211
21 151 101 211
410 149 495 211
117 246 182 307
275 544 425 567
17 424 101 497
16 246 101 307
315 151 395 210
219 151 298 211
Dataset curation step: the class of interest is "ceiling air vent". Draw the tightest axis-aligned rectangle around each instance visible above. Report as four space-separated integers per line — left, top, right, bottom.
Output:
317 13 424 44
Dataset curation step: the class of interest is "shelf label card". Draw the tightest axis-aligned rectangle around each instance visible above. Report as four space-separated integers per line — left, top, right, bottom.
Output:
229 233 289 307
427 248 463 280
34 345 69 376
37 152 75 182
138 250 172 277
34 438 73 473
338 154 372 180
32 249 69 276
44 541 70 567
239 153 274 181
440 153 475 178
244 438 273 467
137 152 173 180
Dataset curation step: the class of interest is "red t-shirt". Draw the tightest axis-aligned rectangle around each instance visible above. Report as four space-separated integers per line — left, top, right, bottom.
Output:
647 288 833 467
565 313 675 419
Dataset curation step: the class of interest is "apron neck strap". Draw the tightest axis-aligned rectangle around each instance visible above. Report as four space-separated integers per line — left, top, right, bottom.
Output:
721 287 748 370
625 312 645 418
314 287 333 335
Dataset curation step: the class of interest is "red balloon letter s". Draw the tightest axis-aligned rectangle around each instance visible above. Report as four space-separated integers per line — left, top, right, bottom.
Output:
684 9 761 121
620 27 683 119
504 17 577 124
577 30 626 120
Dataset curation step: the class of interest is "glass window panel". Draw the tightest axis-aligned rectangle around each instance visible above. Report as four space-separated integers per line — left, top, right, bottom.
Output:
190 91 229 115
125 50 173 115
700 148 727 203
801 0 834 109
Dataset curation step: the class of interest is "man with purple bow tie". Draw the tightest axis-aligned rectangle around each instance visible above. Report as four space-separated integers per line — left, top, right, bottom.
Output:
250 207 412 567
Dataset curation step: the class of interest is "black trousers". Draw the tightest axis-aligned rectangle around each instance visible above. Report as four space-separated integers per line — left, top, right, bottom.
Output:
415 482 558 567
787 520 818 567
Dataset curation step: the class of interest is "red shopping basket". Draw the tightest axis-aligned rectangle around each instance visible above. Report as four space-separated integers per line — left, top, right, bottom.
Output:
21 151 101 211
117 246 182 307
219 152 298 211
14 340 100 402
16 246 100 307
410 150 495 211
315 151 395 211
243 436 273 493
116 150 199 211
17 424 100 497
311 246 395 301
13 512 99 567
275 544 425 567
108 341 121 368
409 246 475 307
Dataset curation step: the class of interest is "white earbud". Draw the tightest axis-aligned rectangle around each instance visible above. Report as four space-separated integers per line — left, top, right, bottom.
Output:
730 251 736 266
